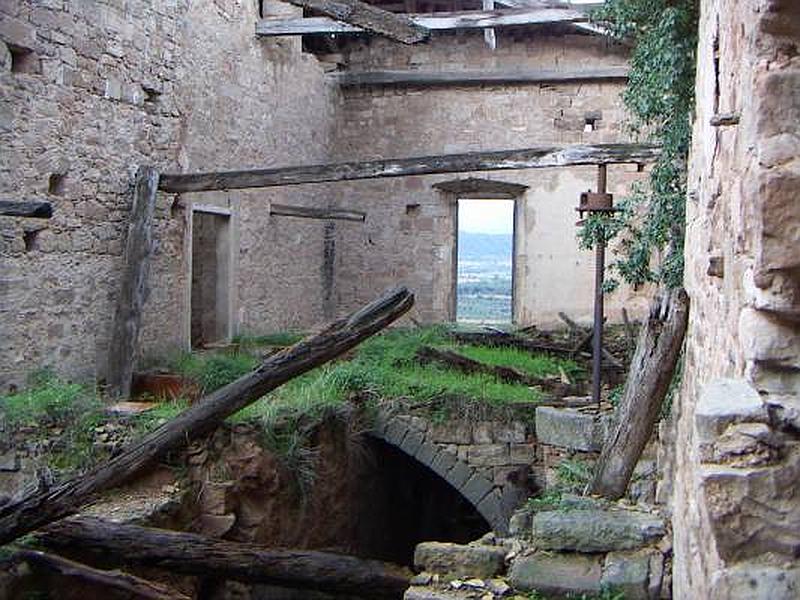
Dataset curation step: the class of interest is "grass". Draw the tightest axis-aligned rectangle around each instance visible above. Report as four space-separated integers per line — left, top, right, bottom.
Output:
4 326 582 477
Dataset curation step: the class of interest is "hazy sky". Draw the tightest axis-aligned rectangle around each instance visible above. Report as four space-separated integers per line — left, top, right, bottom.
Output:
458 199 514 234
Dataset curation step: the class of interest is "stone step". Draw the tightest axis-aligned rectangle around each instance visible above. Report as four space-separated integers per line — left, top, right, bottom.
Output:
531 507 665 552
509 548 665 600
414 541 507 579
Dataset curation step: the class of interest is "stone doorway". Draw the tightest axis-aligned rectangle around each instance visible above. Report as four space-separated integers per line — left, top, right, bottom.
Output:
190 207 232 348
433 178 528 324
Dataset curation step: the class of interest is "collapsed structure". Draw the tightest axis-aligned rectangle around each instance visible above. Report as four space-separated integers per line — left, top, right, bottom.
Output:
1 0 798 598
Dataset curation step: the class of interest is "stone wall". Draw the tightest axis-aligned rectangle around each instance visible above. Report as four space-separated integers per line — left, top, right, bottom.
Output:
0 0 338 388
672 0 800 597
330 29 651 326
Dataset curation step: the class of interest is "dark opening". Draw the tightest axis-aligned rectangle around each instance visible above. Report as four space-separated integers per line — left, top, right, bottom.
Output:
9 45 39 74
48 172 67 195
22 229 39 252
191 211 231 348
353 437 490 566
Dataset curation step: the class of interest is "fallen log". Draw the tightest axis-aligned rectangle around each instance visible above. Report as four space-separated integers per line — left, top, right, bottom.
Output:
450 329 576 358
589 288 689 499
0 287 414 545
416 345 584 396
10 550 188 600
37 517 410 599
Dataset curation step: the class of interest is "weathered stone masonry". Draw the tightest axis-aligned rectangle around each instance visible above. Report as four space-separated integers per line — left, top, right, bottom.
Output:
670 1 800 597
0 0 338 388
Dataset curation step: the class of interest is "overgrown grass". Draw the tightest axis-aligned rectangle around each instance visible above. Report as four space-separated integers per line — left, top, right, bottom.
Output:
172 351 259 394
454 344 584 381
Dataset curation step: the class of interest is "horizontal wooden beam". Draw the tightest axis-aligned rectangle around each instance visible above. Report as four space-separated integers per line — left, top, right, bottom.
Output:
256 7 588 36
270 203 366 222
158 143 659 193
337 66 628 87
283 0 429 43
0 200 53 218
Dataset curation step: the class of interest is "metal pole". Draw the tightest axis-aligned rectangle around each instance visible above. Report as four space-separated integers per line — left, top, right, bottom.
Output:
592 164 607 407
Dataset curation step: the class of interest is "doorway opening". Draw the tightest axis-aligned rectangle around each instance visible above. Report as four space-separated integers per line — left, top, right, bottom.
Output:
456 199 515 324
191 209 232 348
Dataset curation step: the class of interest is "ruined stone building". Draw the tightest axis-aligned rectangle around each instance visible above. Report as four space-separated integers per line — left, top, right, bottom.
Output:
1 0 650 389
1 0 798 598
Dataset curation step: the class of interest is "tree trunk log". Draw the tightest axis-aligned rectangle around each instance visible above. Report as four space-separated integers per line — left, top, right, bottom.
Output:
107 166 160 399
38 517 411 599
11 550 189 600
0 287 414 545
589 288 689 499
416 345 583 396
450 329 576 358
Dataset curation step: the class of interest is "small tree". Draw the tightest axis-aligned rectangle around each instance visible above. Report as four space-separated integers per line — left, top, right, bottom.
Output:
580 0 699 290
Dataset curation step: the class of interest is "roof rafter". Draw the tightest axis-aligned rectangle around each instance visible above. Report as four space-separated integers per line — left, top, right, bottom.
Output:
282 0 429 43
257 7 589 36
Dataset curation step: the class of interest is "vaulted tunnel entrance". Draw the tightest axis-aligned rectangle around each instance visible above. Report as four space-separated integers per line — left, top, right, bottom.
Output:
354 436 491 566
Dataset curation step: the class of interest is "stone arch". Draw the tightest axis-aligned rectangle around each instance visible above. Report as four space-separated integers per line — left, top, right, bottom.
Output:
368 412 528 535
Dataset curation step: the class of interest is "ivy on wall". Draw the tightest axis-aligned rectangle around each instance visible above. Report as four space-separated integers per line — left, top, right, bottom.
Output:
580 0 699 290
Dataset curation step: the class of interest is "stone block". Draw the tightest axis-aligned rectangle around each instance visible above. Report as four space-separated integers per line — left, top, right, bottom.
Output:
695 379 769 444
494 421 526 443
430 421 472 444
413 542 506 579
446 461 473 489
509 443 537 464
401 430 425 457
384 419 409 446
535 406 609 452
602 550 660 600
473 421 493 444
430 449 457 479
531 509 665 552
461 472 494 505
477 489 507 533
509 552 603 596
467 444 509 467
710 565 800 600
415 440 438 467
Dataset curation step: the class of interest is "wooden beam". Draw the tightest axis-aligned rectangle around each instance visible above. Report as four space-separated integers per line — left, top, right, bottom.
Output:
158 143 659 194
283 0 429 43
256 7 589 36
270 203 366 222
337 66 629 87
10 550 189 600
106 166 159 399
0 287 414 545
38 517 411 599
0 200 53 218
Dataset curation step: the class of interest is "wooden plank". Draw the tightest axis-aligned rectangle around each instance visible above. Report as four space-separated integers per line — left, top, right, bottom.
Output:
0 287 414 545
106 166 159 399
283 0 429 43
255 7 589 36
337 65 629 87
158 143 659 193
270 203 366 222
0 200 53 218
38 517 411 599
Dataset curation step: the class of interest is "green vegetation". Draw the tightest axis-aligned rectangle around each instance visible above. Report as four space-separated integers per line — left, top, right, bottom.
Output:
528 589 626 600
582 0 698 290
555 459 594 494
3 327 579 479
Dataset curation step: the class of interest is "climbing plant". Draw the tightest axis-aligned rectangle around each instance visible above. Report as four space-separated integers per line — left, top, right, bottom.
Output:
580 0 699 290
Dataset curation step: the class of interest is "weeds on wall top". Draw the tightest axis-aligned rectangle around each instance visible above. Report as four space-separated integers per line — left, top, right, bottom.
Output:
581 0 699 290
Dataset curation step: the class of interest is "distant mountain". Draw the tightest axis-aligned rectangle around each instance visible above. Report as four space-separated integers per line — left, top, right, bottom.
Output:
458 232 512 259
